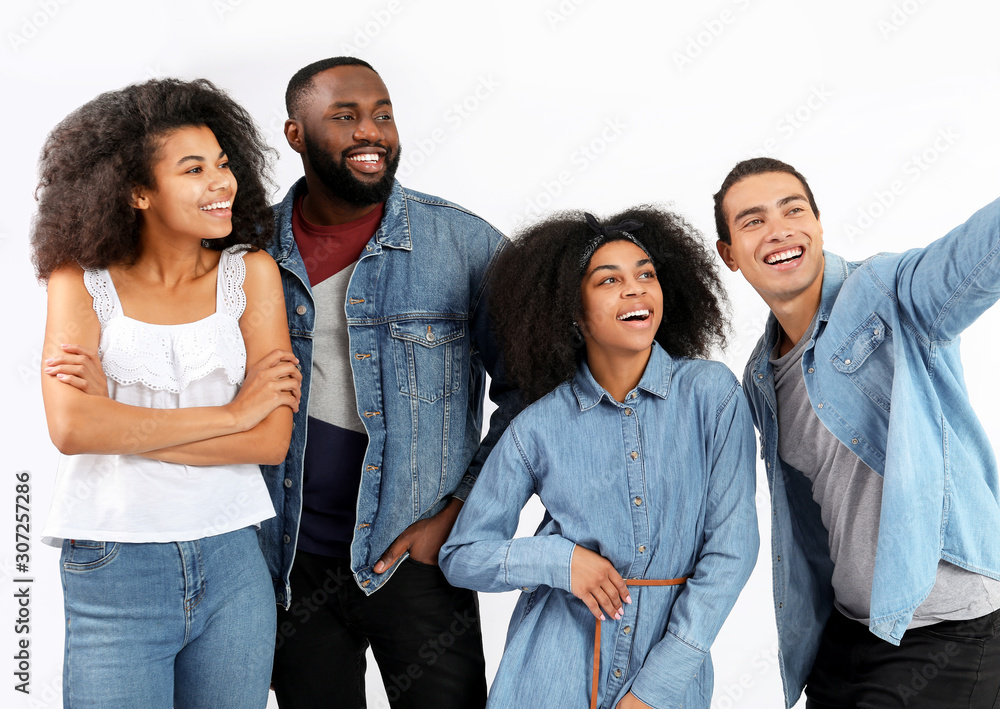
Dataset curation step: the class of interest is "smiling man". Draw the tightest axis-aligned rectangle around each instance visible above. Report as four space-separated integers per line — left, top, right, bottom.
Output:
260 57 517 708
714 157 1000 709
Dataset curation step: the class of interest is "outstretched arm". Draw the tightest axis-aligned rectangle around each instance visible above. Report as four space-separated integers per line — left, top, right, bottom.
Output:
896 196 1000 341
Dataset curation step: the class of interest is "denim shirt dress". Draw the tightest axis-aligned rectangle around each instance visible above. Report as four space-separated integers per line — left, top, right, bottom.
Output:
441 345 758 709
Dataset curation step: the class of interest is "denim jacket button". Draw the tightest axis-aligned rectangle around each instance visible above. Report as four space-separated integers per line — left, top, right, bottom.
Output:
283 478 293 488
623 626 632 634
625 408 633 416
634 497 642 506
638 545 646 553
295 305 307 315
808 367 815 373
630 451 638 460
283 534 291 544
852 438 859 445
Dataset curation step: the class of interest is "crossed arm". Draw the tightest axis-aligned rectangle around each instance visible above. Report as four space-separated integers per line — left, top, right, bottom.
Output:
41 251 301 466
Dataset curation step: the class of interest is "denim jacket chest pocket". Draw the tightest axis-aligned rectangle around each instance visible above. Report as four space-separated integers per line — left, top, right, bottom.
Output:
389 318 467 402
829 313 894 413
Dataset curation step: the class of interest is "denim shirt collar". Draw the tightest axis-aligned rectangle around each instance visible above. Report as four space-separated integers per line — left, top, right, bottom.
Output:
572 344 674 411
271 177 412 261
754 250 853 372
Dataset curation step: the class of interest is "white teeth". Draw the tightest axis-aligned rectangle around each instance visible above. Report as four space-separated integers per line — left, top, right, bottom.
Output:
349 153 380 163
617 309 650 321
765 247 803 264
200 200 232 211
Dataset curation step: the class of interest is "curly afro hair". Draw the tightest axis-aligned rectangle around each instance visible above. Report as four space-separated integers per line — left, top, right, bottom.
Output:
31 78 276 281
490 206 729 404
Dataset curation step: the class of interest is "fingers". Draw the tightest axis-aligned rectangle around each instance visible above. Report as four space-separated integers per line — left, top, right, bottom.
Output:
571 545 632 621
252 349 300 370
373 534 412 574
612 573 632 606
592 585 619 621
51 372 90 391
57 343 98 358
581 593 604 621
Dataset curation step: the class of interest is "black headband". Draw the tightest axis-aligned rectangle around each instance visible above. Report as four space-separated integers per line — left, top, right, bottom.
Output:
579 212 649 272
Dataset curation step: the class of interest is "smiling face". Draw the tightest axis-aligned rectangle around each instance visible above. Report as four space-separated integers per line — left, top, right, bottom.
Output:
579 240 664 367
716 171 825 312
290 64 400 208
132 124 236 243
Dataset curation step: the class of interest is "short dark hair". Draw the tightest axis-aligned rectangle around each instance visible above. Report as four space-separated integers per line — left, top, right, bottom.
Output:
31 78 276 281
285 56 379 119
713 157 819 244
490 207 729 404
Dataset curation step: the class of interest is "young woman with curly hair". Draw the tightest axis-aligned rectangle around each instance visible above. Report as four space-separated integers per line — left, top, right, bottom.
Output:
33 78 300 708
441 208 759 709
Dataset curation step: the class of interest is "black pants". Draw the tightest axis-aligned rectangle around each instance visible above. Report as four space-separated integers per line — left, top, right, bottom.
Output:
806 607 1000 708
271 552 487 709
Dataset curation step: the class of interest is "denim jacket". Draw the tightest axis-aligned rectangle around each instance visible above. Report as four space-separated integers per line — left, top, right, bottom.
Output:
743 198 1000 707
440 345 758 709
260 178 517 605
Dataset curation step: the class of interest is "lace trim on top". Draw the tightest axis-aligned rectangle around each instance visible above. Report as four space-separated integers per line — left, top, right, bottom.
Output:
84 247 249 393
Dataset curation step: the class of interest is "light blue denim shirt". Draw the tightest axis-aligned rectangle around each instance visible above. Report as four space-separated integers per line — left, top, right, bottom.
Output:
743 198 1000 707
260 178 519 606
440 345 758 709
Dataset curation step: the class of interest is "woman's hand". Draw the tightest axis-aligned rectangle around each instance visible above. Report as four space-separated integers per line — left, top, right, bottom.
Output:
616 692 652 709
571 545 631 620
44 344 108 396
226 349 302 431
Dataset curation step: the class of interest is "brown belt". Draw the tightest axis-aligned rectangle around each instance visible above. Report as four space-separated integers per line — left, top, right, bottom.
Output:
590 577 689 709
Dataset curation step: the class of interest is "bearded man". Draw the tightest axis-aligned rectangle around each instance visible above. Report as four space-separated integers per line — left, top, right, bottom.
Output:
262 56 517 709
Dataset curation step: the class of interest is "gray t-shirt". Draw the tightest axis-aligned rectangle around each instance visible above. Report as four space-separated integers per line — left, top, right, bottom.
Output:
770 321 1000 626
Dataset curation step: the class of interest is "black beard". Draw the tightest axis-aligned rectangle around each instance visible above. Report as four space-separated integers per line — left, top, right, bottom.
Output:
305 137 401 207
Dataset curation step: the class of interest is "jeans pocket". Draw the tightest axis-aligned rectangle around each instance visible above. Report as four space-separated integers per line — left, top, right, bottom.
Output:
62 539 120 573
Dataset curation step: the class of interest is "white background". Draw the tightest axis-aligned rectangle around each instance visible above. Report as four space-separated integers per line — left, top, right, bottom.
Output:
4 1 1000 707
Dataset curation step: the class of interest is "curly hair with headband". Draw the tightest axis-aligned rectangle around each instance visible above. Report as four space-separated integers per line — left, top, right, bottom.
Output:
490 206 730 404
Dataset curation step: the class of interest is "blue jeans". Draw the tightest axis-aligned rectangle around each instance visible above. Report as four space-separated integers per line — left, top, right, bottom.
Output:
60 526 276 709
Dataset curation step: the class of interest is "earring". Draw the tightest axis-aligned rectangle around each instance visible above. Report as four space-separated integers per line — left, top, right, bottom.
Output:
571 321 585 348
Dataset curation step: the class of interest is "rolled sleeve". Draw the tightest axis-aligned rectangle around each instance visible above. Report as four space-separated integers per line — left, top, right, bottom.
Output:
629 630 706 708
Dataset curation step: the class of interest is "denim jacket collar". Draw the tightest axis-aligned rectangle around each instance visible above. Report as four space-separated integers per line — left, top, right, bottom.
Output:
753 250 853 377
270 177 412 261
572 345 674 411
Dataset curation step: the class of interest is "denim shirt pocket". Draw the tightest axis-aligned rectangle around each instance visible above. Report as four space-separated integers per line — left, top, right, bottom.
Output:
390 318 466 402
830 313 893 412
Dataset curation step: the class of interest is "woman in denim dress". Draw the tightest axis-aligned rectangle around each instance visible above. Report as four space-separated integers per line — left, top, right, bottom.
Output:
440 208 758 709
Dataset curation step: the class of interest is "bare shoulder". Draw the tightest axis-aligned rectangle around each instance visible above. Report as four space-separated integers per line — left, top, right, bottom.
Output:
43 263 101 351
45 263 91 302
240 248 280 287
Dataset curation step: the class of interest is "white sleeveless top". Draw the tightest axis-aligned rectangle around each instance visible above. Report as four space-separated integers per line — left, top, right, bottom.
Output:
42 246 276 545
